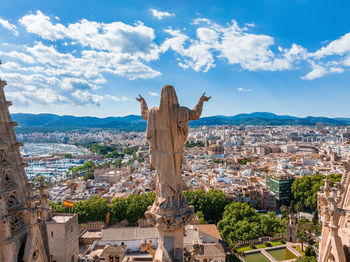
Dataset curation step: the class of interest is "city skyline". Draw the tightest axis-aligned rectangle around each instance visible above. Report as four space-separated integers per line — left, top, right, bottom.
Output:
0 0 350 117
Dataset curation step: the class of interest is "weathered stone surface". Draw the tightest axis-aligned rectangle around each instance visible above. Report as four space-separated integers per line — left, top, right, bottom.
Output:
0 71 50 262
137 85 210 261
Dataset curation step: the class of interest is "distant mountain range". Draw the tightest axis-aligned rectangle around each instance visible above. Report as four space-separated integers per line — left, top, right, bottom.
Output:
11 112 350 132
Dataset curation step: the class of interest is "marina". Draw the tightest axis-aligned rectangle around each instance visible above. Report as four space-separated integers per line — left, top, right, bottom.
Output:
20 143 97 181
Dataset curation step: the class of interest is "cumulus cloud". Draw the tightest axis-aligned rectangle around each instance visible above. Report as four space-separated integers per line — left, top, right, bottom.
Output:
19 11 68 40
3 9 350 109
150 9 174 19
105 94 130 101
302 62 344 80
161 19 302 73
1 11 164 107
298 32 350 80
0 18 18 35
20 11 160 61
148 91 159 96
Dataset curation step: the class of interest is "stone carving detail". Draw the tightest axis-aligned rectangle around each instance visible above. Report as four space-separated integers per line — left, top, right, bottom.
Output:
184 242 205 262
7 191 19 208
137 86 210 231
32 249 39 261
1 216 12 239
10 211 25 232
137 85 210 261
3 170 14 187
0 149 8 165
140 239 156 258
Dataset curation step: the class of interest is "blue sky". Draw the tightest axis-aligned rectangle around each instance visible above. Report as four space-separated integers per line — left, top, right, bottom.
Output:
1 0 350 117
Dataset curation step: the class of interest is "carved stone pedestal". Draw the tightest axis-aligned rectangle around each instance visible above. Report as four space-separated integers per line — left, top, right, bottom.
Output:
154 227 184 262
145 195 194 262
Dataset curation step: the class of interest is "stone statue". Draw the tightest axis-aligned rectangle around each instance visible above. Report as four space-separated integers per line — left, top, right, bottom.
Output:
137 85 210 261
140 239 156 258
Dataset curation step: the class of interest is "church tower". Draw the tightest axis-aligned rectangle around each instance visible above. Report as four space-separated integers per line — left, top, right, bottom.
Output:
0 65 49 261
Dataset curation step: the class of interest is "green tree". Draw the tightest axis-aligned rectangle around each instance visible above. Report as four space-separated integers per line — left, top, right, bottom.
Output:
80 196 109 222
217 202 261 244
184 189 229 223
292 174 342 211
70 160 96 179
110 197 128 223
312 210 319 225
297 218 314 251
260 212 286 236
305 246 316 257
63 153 73 159
280 205 289 219
125 193 155 223
217 202 285 245
196 211 208 224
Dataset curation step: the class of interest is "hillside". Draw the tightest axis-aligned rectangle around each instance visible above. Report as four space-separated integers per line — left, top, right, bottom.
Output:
11 112 350 133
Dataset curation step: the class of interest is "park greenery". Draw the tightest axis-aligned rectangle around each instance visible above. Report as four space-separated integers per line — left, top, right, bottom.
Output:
68 160 96 181
49 172 336 255
297 217 320 252
217 202 286 247
291 173 342 211
184 189 230 223
49 193 155 224
238 158 254 165
84 143 139 159
49 189 229 225
184 141 205 148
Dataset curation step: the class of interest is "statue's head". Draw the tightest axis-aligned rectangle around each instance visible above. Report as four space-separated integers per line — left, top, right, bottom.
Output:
160 85 179 107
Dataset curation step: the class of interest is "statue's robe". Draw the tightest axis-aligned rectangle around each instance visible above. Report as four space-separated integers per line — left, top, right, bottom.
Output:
141 85 204 206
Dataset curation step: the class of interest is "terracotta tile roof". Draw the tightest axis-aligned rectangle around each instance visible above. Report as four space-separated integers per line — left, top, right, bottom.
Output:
197 224 222 240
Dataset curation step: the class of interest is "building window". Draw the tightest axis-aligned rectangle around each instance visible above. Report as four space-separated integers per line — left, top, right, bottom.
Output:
71 255 74 262
71 226 73 232
51 232 53 237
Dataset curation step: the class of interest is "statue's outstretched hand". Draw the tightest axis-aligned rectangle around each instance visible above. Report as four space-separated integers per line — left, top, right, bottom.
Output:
200 92 211 102
136 94 145 103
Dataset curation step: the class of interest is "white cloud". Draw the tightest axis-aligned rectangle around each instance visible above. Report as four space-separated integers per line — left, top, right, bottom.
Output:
150 9 174 20
244 23 255 28
148 91 159 96
3 9 350 110
19 11 68 40
0 18 18 35
6 88 68 105
20 11 160 61
237 88 252 92
72 90 104 105
161 29 215 72
6 51 35 63
313 32 350 58
105 94 130 101
162 19 298 73
301 62 328 80
299 32 350 80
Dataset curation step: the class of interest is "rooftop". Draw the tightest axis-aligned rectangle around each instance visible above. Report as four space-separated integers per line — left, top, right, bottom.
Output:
101 227 158 241
50 213 76 223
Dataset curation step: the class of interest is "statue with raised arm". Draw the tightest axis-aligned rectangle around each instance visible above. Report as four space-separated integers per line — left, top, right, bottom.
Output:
137 85 210 261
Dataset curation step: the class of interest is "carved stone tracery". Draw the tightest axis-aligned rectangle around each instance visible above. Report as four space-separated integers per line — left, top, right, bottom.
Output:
10 211 25 232
0 149 8 164
7 190 19 208
4 170 14 187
